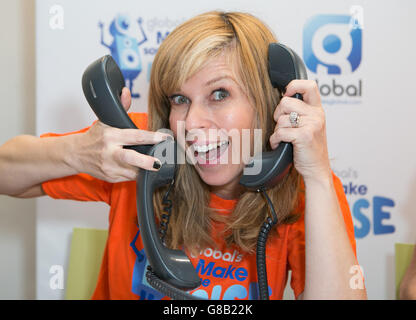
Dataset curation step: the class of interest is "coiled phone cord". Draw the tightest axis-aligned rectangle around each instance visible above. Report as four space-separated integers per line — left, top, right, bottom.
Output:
159 179 174 244
145 180 204 300
146 266 203 300
146 185 277 300
256 189 278 300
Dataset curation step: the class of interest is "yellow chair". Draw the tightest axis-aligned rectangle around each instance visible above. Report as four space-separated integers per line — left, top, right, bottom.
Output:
66 235 416 299
395 242 416 299
65 228 108 300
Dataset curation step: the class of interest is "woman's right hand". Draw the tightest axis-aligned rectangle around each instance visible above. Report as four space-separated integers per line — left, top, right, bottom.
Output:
71 87 171 183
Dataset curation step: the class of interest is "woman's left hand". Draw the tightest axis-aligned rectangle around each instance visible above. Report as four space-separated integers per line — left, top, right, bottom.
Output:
269 79 331 184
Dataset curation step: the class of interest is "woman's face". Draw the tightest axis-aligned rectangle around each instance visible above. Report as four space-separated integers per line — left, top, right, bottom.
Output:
168 55 256 199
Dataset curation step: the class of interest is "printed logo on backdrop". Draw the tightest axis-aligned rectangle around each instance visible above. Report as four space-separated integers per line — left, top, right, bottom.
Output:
303 6 363 106
333 167 395 239
98 14 186 99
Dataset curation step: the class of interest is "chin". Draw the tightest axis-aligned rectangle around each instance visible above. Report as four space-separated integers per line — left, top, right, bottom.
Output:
196 164 242 187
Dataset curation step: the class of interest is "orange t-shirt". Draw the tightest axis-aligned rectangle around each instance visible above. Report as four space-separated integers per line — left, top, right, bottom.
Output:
41 112 356 300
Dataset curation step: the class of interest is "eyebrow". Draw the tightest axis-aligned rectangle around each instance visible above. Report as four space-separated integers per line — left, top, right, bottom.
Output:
168 74 245 98
205 75 237 87
205 75 248 97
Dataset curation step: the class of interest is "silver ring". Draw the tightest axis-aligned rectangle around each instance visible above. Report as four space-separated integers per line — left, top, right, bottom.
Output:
289 111 300 128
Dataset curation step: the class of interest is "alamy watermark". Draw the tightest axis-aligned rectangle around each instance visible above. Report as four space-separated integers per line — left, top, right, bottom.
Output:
349 264 365 290
154 121 264 175
49 264 64 290
49 4 64 30
349 5 364 30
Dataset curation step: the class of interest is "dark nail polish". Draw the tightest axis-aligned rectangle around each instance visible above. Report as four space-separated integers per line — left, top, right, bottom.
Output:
153 160 161 170
165 135 174 141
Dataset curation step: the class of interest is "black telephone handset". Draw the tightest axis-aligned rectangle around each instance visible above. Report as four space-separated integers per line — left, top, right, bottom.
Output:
82 56 198 290
239 43 307 190
82 43 307 299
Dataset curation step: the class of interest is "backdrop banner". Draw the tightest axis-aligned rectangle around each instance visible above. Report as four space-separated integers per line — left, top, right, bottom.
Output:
36 0 416 299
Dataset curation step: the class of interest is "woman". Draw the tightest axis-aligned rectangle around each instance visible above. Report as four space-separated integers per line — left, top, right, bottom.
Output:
0 11 366 300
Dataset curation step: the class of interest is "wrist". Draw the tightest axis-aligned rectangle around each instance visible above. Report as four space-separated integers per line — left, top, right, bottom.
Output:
59 133 82 175
302 168 333 188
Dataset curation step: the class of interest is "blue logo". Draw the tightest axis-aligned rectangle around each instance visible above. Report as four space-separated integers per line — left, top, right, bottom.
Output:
99 14 148 98
335 168 395 239
130 229 164 299
303 14 362 74
352 196 395 239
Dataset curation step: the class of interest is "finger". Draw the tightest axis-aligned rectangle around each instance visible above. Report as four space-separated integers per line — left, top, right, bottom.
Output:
276 114 305 129
284 79 321 107
121 87 132 112
117 148 162 172
94 119 110 128
269 127 298 150
113 128 171 146
274 96 310 122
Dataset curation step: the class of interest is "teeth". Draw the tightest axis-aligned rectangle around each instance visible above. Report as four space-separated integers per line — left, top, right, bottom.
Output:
193 141 228 153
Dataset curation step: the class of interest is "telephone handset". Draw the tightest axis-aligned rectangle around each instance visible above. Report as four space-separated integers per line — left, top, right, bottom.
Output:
82 43 307 299
81 56 153 155
82 56 198 290
239 43 307 190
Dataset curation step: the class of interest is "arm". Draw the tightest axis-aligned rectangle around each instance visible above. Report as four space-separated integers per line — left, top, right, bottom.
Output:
0 134 78 197
271 80 366 299
302 173 365 299
98 21 111 49
0 88 168 199
137 18 148 46
400 246 416 299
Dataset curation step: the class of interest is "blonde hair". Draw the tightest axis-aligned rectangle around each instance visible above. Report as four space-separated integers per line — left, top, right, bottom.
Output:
148 11 302 254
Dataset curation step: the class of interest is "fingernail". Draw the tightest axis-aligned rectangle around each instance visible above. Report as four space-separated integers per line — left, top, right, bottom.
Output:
162 134 174 141
153 159 162 170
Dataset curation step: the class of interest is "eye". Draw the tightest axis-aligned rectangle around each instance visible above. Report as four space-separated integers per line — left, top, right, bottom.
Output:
212 89 229 101
169 95 190 105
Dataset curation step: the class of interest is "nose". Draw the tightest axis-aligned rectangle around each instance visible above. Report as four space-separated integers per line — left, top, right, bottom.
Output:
184 100 213 133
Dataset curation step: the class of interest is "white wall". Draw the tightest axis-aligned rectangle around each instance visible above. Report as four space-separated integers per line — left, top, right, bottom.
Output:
0 0 36 299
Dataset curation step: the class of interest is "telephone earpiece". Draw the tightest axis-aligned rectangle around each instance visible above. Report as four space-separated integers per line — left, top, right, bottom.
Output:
82 56 152 155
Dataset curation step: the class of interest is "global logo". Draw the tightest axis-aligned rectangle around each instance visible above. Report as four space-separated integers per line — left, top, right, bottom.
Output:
303 14 362 75
98 14 185 101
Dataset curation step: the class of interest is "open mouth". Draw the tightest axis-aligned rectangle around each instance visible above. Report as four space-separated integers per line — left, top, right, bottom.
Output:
191 140 230 165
